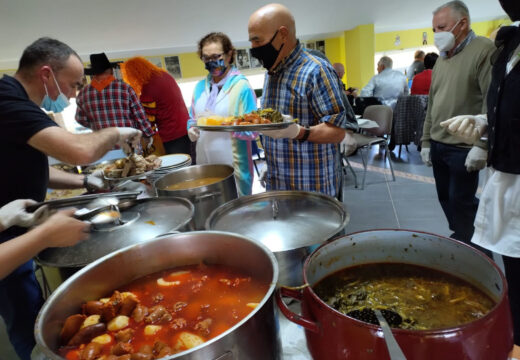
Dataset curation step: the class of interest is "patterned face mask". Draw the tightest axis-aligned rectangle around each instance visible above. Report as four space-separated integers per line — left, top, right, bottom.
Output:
204 58 227 77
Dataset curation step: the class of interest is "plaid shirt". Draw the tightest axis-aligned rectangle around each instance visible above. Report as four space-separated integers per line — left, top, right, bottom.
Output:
75 79 154 137
261 43 347 197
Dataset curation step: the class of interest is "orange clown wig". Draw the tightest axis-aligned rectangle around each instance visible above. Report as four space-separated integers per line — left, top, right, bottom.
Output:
120 57 166 96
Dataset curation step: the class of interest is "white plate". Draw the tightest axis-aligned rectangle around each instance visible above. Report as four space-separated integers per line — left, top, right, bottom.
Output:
159 153 192 168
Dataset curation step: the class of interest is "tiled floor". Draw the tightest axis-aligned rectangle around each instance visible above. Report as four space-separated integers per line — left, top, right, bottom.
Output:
0 144 457 359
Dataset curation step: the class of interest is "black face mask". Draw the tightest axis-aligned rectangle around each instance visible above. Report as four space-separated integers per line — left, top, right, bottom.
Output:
500 0 520 21
250 30 284 70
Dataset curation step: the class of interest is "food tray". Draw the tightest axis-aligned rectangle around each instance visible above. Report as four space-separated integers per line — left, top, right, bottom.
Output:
196 119 295 132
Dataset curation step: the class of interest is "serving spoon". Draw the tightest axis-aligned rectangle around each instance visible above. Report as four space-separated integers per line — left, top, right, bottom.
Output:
375 309 407 360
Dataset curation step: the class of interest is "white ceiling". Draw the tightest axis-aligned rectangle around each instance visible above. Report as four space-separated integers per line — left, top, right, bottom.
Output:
0 0 506 69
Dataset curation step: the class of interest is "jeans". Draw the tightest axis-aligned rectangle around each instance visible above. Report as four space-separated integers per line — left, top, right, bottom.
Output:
0 260 44 360
430 141 479 243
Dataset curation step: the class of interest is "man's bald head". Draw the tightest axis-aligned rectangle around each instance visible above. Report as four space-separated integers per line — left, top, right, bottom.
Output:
249 3 296 38
248 3 298 71
332 63 345 78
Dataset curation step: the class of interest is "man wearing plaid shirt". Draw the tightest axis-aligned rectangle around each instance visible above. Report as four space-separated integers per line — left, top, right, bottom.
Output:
248 4 357 198
75 53 154 144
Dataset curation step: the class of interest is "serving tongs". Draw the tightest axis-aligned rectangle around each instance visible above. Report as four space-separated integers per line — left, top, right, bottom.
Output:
74 196 138 227
74 204 123 226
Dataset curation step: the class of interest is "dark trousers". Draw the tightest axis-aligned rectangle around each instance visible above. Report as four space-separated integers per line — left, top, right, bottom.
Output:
430 141 479 243
0 260 44 360
163 135 191 155
504 255 520 345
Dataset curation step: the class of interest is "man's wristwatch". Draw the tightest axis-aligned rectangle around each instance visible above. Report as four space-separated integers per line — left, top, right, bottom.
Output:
299 126 311 142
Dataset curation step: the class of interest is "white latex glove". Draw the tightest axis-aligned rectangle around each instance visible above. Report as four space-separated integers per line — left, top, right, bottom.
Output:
440 115 488 145
0 199 49 230
340 131 357 156
259 166 268 188
465 146 488 172
421 147 432 167
262 123 301 139
146 136 154 150
116 127 142 154
188 126 200 142
84 170 109 191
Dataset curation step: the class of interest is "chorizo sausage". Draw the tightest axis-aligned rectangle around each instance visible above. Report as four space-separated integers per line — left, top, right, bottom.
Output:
83 301 104 316
114 328 134 343
131 304 148 323
79 342 102 360
60 314 86 345
119 295 139 317
130 353 153 360
67 323 106 346
111 341 133 356
145 305 172 324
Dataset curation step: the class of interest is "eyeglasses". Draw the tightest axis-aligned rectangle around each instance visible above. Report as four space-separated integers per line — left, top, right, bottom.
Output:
201 53 224 63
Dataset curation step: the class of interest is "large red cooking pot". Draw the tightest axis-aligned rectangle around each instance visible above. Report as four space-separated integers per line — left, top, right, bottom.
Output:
277 229 514 360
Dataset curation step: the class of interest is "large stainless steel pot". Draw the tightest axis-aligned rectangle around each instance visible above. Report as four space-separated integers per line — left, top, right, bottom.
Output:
35 231 281 360
205 191 349 287
155 164 238 230
278 229 514 360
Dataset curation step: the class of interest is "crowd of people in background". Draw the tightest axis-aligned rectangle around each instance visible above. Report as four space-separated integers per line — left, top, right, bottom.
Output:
0 0 519 358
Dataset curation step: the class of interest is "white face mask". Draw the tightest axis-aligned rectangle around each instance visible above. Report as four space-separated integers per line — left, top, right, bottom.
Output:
434 19 461 52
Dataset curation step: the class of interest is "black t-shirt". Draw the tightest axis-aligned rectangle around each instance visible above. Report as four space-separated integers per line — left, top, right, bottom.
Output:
0 75 57 240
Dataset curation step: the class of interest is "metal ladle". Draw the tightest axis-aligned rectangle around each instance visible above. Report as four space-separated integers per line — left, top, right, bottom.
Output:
375 309 407 360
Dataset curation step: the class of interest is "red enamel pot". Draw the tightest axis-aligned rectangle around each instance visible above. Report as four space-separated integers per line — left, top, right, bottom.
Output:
277 229 514 360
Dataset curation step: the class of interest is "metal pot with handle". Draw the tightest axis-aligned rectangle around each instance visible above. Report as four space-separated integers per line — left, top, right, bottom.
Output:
34 231 281 360
205 191 349 287
154 164 238 230
277 229 514 360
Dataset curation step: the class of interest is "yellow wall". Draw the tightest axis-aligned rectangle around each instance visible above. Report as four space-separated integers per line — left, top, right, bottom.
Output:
178 52 205 79
320 18 510 91
375 18 510 52
343 24 375 90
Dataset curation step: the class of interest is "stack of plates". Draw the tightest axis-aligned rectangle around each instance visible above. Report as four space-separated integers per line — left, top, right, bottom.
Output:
147 153 192 184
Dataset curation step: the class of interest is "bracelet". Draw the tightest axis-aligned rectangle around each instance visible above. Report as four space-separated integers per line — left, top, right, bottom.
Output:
299 126 311 142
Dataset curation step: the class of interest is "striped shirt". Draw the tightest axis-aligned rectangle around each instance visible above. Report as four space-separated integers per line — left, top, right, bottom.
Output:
75 79 154 137
261 43 347 197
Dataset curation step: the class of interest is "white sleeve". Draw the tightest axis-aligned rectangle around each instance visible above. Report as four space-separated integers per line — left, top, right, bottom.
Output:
360 76 376 97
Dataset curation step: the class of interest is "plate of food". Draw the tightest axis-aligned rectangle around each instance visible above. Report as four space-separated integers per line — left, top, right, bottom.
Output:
103 154 162 181
196 108 296 132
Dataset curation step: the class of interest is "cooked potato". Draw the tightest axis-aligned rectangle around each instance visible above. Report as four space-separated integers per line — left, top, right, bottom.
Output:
91 333 112 345
81 315 101 329
144 325 162 336
99 298 110 304
175 331 204 350
157 278 180 287
246 303 259 309
120 292 137 300
107 315 129 332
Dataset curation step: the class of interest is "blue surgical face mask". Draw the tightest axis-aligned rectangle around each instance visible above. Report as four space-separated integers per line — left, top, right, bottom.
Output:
204 58 227 77
40 69 70 113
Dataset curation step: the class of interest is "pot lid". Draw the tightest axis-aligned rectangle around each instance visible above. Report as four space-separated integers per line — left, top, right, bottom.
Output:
205 191 349 252
36 197 194 268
